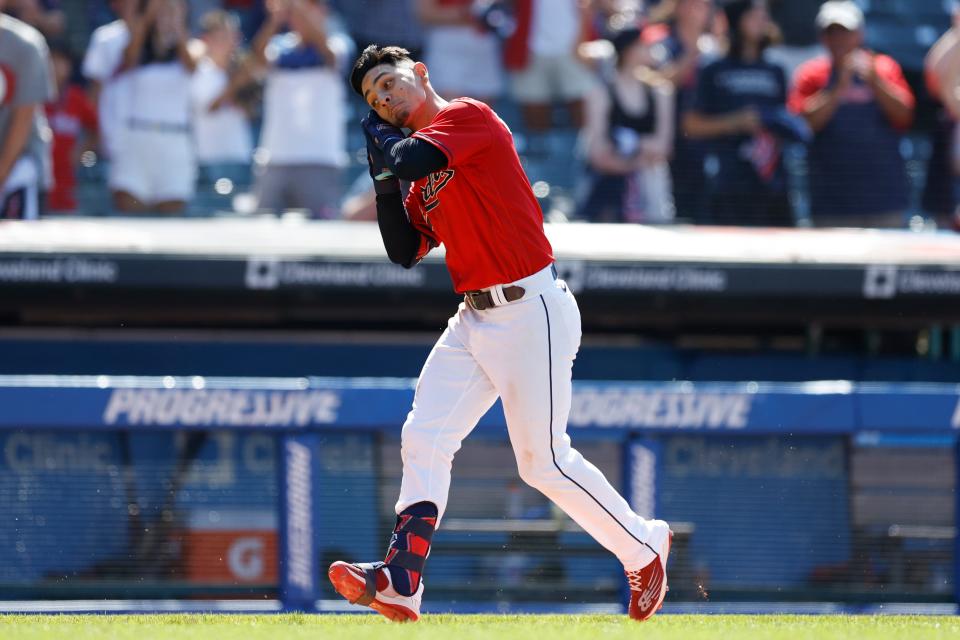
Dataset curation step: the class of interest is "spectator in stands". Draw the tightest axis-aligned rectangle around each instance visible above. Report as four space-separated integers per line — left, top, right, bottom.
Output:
922 10 960 231
223 0 267 43
588 0 642 38
4 0 64 39
644 0 720 222
83 0 135 209
0 3 55 220
578 25 675 222
788 1 914 229
504 0 595 131
111 0 198 214
415 0 503 105
252 0 353 219
331 0 423 58
683 0 795 226
191 10 255 192
46 41 98 214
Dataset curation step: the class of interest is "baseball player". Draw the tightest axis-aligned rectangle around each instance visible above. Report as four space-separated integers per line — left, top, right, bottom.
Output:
328 44 672 622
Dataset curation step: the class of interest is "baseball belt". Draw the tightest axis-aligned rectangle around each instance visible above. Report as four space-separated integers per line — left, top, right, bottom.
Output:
464 285 526 311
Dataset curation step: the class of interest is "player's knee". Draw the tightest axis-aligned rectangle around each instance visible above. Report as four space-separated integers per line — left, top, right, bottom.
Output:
400 425 429 461
400 423 457 464
515 449 559 490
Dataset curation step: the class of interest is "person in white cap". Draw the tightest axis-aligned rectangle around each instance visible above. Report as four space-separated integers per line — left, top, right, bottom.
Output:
788 0 915 228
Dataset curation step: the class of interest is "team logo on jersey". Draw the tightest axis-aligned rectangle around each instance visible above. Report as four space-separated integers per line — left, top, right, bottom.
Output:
420 169 454 212
0 64 15 105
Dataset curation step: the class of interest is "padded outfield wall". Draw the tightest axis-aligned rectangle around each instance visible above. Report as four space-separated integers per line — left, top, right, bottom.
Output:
0 376 956 612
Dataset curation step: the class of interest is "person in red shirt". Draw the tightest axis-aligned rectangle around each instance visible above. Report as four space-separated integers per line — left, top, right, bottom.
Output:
788 0 914 228
45 43 98 213
326 44 673 623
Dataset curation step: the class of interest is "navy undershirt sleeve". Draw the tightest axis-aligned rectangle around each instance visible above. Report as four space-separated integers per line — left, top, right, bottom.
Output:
376 192 421 269
384 137 448 182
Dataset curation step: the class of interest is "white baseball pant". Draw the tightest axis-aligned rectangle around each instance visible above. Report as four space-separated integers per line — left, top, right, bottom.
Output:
395 264 660 571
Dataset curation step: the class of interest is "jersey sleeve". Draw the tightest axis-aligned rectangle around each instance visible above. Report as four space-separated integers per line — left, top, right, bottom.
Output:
874 54 915 110
410 100 491 167
788 59 829 114
82 30 121 82
14 39 54 105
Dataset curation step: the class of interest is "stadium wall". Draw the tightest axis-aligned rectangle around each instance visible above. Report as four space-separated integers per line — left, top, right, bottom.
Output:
0 376 956 612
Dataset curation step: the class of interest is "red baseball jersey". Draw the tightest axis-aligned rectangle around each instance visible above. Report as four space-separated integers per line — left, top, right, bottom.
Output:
788 54 915 130
404 98 554 293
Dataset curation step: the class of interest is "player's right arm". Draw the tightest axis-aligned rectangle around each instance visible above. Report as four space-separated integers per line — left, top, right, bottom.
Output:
362 111 448 182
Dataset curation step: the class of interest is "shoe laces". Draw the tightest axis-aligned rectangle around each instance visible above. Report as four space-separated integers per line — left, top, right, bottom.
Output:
626 569 645 591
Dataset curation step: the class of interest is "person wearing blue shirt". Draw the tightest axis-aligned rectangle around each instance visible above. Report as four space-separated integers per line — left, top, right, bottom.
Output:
683 0 793 227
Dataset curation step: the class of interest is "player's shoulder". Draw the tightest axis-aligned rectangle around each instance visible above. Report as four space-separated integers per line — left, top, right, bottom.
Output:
434 97 496 126
0 14 47 54
872 53 905 76
446 97 493 116
794 55 831 79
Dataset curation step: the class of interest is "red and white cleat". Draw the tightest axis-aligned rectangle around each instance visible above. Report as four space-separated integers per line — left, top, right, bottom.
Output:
625 520 673 621
328 560 423 622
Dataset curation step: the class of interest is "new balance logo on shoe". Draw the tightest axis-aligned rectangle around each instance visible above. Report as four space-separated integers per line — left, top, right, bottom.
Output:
626 528 672 622
634 565 664 613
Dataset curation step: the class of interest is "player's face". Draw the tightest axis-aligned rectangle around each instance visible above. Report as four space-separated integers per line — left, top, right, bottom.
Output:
361 63 427 128
821 24 862 59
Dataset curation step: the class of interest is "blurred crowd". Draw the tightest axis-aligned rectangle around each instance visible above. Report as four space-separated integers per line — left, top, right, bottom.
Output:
2 0 960 230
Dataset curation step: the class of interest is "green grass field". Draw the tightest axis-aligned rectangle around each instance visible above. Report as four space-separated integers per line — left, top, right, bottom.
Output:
2 614 959 640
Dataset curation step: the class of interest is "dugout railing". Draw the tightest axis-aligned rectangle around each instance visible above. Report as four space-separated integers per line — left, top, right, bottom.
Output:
0 375 957 613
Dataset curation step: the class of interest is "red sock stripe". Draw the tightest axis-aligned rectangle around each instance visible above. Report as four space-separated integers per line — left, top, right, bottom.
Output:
410 535 429 556
406 569 420 589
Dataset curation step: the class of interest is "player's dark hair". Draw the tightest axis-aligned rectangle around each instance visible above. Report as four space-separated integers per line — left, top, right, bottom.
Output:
350 45 415 96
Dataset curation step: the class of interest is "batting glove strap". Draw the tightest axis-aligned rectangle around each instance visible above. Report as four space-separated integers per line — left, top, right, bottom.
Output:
373 175 401 195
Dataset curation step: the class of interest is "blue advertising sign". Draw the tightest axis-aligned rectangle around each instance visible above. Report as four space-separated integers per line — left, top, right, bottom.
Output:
0 378 956 435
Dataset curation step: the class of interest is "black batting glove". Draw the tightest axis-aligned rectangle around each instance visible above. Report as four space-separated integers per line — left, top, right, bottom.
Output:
364 129 400 195
361 109 405 150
